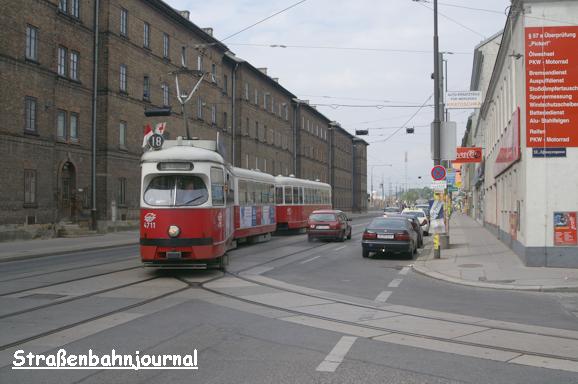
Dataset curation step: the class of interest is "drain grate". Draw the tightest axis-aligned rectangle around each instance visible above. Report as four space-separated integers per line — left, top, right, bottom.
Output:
22 293 66 300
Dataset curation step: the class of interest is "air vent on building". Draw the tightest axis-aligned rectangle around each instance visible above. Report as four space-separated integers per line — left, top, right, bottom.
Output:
26 215 36 225
202 27 213 36
179 10 190 20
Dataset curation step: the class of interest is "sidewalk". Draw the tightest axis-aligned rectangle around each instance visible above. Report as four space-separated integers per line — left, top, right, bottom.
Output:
0 231 139 262
0 210 381 263
414 213 578 291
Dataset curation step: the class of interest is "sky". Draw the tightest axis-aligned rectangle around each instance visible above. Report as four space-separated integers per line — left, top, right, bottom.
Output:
165 0 510 192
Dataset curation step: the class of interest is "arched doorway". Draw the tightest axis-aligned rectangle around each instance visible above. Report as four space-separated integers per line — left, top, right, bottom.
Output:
59 161 76 222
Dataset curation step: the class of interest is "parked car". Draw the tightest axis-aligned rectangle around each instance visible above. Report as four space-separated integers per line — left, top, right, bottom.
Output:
307 210 352 242
361 217 418 259
415 204 431 219
384 213 423 248
402 208 430 235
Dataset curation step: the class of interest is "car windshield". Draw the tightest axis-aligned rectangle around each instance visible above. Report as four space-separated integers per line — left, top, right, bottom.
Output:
384 207 399 212
144 175 209 206
368 218 407 230
309 213 336 221
405 211 425 218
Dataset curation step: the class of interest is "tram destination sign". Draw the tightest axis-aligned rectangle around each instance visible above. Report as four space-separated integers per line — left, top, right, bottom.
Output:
526 26 578 147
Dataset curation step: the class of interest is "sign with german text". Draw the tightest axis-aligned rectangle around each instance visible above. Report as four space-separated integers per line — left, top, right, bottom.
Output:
526 26 578 147
445 91 482 109
554 212 577 246
454 147 482 163
532 147 567 157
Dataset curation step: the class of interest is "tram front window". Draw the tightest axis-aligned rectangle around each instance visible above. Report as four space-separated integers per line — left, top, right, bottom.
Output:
144 175 208 206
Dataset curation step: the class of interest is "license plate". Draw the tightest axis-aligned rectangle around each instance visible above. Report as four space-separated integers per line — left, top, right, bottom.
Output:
316 225 330 229
166 251 182 259
377 234 394 240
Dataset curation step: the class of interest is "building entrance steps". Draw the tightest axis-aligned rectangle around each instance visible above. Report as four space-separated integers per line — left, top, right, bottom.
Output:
413 213 578 291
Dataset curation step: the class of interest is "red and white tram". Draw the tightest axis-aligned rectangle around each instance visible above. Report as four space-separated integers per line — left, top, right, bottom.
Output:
140 139 283 268
140 139 234 268
274 176 332 231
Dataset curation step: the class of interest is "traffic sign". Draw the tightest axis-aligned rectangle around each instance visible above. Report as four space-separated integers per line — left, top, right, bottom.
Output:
431 165 446 181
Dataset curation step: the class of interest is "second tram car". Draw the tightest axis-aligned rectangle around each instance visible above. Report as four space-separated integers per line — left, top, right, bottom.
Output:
274 176 332 231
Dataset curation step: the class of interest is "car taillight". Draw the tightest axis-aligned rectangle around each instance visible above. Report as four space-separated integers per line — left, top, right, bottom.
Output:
394 231 410 241
363 231 377 240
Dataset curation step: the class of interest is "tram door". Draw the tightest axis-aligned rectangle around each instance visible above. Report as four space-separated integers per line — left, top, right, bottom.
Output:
59 162 76 222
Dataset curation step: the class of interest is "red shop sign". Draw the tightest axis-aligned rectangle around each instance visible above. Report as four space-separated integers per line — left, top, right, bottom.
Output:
453 147 482 163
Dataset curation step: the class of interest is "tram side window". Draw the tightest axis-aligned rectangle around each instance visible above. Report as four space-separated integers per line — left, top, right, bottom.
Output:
284 186 293 204
297 187 303 204
293 186 299 205
239 180 247 205
226 173 234 204
276 186 283 205
210 167 225 206
268 185 275 204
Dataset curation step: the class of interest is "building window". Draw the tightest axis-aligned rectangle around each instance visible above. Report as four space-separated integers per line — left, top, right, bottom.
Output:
244 117 249 135
254 121 259 138
58 46 67 76
264 93 269 110
254 89 258 105
70 51 79 80
161 82 169 106
163 33 169 58
25 97 37 133
119 121 127 148
223 112 228 130
197 96 203 119
70 113 78 141
58 0 67 13
197 55 203 71
26 25 38 61
119 64 127 93
244 83 249 100
211 105 216 124
271 96 275 113
57 110 67 139
284 104 289 121
143 76 150 101
143 22 150 48
71 0 79 18
211 63 216 82
120 8 128 36
118 177 127 206
24 170 37 206
223 74 228 95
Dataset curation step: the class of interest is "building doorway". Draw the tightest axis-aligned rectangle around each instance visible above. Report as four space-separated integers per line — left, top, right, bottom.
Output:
59 161 76 222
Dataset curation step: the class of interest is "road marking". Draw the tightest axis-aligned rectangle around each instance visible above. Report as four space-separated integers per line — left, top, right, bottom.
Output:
388 278 403 288
374 291 392 303
399 266 411 275
316 336 357 372
300 255 322 264
334 245 347 251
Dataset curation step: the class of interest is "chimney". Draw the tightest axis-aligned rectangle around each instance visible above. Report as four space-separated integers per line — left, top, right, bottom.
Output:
179 10 190 20
258 68 268 75
272 77 279 83
202 27 213 36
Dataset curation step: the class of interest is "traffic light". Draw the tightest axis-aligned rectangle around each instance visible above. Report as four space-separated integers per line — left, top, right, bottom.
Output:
406 127 415 134
144 107 172 117
355 129 368 136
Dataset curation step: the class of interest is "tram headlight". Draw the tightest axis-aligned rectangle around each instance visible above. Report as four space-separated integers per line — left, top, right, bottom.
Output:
168 225 181 238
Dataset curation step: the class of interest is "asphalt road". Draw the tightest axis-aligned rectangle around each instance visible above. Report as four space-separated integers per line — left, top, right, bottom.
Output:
0 215 577 383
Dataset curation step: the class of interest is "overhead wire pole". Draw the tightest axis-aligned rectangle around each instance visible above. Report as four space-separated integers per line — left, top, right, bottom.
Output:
432 0 442 258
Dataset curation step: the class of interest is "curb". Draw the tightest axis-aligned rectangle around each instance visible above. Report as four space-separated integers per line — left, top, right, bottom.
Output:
0 241 138 263
411 263 578 292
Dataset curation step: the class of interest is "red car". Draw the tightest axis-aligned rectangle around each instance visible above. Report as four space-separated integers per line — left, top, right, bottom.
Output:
307 210 352 242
